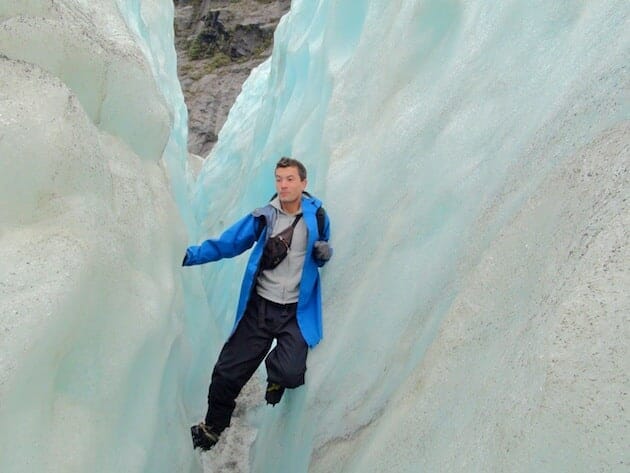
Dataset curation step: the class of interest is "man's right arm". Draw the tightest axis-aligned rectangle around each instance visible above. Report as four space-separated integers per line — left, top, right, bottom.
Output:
182 213 261 266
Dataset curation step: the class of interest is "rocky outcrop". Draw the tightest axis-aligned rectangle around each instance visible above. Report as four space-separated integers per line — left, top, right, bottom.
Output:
174 0 290 157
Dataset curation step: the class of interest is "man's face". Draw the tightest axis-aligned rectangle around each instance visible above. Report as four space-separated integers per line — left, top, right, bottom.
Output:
275 166 307 207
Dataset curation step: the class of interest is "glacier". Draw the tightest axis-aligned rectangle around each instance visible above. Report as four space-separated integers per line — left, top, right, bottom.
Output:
0 1 194 472
0 1 628 473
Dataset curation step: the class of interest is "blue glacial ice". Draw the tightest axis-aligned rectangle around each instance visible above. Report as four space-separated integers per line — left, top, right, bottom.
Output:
0 1 628 473
191 1 629 471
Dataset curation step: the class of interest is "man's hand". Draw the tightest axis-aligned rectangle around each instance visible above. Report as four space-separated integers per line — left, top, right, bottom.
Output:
313 240 332 261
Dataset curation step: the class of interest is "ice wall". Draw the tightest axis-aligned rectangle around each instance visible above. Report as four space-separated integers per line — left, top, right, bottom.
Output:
0 1 627 472
191 1 629 472
0 2 197 473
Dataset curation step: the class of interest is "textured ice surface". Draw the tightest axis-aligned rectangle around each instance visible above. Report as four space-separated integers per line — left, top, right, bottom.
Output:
0 2 195 473
0 1 628 473
191 1 629 472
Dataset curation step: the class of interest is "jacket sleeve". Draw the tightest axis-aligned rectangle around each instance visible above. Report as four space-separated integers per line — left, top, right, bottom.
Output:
182 214 260 266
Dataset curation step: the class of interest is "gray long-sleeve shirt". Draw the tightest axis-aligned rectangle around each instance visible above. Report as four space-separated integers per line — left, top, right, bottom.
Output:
256 198 307 304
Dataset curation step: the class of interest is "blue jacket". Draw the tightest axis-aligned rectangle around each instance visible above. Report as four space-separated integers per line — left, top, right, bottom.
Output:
183 195 331 347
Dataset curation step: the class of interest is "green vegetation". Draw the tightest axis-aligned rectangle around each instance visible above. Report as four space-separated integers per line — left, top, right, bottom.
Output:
207 52 232 70
187 38 205 60
185 52 233 80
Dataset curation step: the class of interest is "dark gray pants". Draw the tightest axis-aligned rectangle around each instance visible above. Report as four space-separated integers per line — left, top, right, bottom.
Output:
205 292 308 432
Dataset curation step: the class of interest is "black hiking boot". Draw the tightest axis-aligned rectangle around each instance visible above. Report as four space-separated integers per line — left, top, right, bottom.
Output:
191 422 220 451
265 382 285 405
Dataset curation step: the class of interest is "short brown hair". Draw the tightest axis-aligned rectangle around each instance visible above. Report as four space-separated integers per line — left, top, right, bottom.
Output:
276 157 307 181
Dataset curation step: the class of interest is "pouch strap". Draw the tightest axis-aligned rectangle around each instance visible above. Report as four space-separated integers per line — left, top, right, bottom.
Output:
290 214 303 228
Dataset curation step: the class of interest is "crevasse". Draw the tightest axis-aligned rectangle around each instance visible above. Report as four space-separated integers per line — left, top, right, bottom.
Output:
0 1 627 473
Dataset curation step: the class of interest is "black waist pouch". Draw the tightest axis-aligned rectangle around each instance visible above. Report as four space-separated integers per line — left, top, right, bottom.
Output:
260 214 302 270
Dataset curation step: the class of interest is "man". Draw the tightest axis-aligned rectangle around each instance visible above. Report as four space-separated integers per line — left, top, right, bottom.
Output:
182 157 333 451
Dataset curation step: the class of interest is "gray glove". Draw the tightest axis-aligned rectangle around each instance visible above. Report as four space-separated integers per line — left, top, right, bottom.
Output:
313 240 332 261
